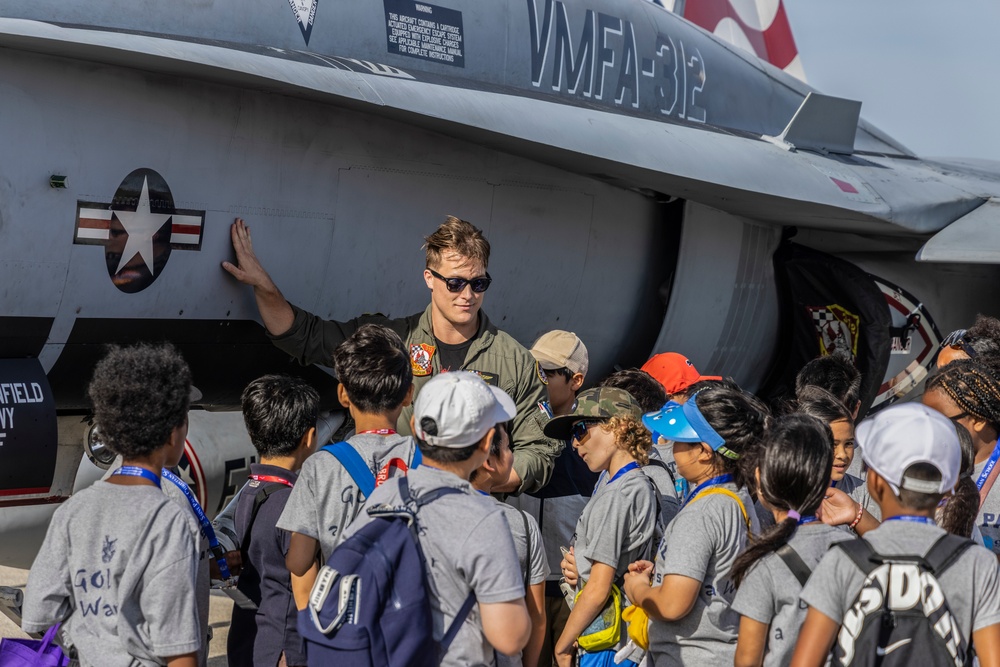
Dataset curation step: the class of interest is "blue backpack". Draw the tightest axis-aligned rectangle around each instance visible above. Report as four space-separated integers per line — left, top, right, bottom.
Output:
298 475 475 667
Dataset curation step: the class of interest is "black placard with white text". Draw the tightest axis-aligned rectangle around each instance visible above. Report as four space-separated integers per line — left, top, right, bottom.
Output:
0 360 57 494
384 0 465 67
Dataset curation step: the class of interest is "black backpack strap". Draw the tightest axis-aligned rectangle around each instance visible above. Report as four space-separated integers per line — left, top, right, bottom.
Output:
440 592 477 653
644 458 677 493
833 538 883 577
921 534 975 575
775 543 813 587
519 510 531 591
240 483 287 560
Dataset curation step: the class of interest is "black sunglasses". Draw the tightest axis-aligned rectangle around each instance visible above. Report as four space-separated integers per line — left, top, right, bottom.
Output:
941 329 978 357
428 268 492 293
571 419 603 442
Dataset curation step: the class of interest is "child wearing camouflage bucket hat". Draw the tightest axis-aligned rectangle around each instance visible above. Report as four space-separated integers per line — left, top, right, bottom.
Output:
545 387 660 667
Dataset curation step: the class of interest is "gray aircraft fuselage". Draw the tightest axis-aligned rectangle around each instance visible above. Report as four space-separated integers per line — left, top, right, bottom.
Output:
0 0 997 566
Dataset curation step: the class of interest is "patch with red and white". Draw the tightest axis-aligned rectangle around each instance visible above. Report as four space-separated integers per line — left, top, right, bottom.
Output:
75 168 205 294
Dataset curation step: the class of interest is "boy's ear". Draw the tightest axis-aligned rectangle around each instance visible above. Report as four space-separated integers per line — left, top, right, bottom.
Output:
300 426 317 451
402 383 416 408
867 468 889 505
337 384 352 410
478 427 496 455
570 373 585 392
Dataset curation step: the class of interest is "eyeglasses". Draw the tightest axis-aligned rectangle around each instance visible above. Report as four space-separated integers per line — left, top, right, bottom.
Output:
571 419 603 442
948 411 971 423
941 329 977 357
428 268 492 293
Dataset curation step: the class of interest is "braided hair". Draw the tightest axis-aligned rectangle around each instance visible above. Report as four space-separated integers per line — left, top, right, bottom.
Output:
925 359 1000 431
731 414 833 587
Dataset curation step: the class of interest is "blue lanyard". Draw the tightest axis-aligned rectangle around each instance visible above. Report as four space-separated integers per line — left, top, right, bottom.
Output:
885 515 936 525
797 516 819 525
607 462 640 485
976 439 1000 491
161 468 232 580
475 489 490 496
682 474 734 509
112 466 161 488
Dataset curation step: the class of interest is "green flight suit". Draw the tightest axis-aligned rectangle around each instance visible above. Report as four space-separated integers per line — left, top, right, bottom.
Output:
268 303 560 494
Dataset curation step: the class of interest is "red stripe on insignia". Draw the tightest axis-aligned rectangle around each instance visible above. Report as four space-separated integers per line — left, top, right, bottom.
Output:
78 217 111 229
171 224 202 235
830 177 859 194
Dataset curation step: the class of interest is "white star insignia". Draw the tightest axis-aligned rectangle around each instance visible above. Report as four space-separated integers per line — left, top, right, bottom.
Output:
114 176 172 275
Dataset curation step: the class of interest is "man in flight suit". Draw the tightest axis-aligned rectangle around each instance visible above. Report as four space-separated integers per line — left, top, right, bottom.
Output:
223 215 559 494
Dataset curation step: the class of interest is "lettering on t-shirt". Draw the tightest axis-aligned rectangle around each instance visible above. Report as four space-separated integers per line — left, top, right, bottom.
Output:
74 567 119 618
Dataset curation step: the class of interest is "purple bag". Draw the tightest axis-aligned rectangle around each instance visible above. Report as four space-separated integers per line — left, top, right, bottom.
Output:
0 625 70 667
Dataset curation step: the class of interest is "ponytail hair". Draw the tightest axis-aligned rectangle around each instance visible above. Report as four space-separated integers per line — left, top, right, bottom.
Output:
731 414 833 587
693 384 771 492
601 415 652 465
937 423 979 538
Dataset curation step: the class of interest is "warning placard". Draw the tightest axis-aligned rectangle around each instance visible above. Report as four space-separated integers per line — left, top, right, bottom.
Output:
384 0 465 68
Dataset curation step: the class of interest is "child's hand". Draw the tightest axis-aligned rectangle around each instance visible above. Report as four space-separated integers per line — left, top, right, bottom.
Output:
560 546 579 588
623 567 652 601
554 639 577 667
819 487 860 526
628 560 653 575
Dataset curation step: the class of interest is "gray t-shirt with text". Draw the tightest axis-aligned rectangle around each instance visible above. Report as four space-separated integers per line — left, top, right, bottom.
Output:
648 481 749 667
344 466 524 667
23 482 202 666
731 523 853 667
276 432 418 561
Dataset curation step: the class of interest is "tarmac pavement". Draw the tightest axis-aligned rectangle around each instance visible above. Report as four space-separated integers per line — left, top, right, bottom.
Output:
0 565 234 665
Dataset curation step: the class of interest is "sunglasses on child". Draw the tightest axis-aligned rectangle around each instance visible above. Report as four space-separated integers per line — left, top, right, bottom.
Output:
571 419 604 442
941 329 977 357
428 268 493 293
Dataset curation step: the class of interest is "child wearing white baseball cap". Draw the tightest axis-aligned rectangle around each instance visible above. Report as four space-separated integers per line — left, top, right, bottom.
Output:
338 371 531 666
793 402 1000 667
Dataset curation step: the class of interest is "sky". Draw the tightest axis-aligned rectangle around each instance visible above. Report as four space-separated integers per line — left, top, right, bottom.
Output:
783 0 1000 161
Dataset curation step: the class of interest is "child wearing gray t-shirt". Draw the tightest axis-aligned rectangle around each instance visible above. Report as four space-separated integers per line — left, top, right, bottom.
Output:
625 385 769 667
278 324 419 610
730 414 854 667
543 387 659 667
793 403 1000 666
23 343 202 666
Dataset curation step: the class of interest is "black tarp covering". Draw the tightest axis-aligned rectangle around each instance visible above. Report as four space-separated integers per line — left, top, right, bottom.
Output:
761 242 891 419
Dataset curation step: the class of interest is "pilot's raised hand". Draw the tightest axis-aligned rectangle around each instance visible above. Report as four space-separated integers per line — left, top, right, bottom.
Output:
221 218 295 335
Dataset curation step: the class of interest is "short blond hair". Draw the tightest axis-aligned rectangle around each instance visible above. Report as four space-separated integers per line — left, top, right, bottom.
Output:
423 216 490 270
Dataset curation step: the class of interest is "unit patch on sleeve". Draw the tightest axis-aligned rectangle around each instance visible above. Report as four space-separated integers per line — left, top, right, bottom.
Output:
410 343 436 377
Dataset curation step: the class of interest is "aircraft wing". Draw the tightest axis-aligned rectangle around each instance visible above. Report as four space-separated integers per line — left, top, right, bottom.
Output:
0 18 992 237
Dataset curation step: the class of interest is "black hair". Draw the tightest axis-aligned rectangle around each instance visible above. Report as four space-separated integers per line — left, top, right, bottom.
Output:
937 425 978 538
546 367 576 383
241 375 320 458
897 462 945 511
795 385 853 426
925 359 1000 431
333 324 412 414
965 314 1000 366
795 351 861 410
598 368 669 413
693 384 771 491
88 343 191 459
416 440 481 463
731 413 833 587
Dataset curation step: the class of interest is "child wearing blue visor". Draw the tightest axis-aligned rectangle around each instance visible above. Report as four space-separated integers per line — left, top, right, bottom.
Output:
623 384 769 667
